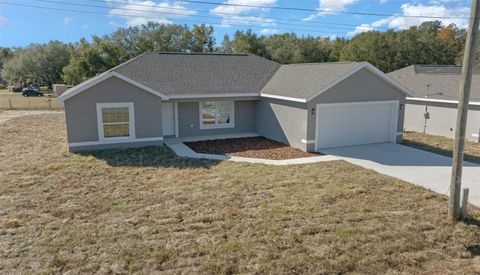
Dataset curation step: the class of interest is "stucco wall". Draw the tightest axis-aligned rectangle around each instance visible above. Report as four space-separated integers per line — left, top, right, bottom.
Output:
305 68 407 151
405 100 480 142
177 100 255 137
64 76 164 143
254 98 308 150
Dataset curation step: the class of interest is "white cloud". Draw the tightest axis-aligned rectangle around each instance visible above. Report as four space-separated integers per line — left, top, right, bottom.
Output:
379 0 388 4
303 0 357 21
63 17 73 25
210 0 277 27
260 28 279 34
0 16 7 28
318 0 357 12
373 3 469 30
347 23 375 36
108 0 197 26
82 24 89 29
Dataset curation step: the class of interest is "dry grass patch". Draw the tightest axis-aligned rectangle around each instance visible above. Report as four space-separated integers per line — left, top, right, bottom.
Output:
0 89 63 110
403 131 480 164
1 113 480 274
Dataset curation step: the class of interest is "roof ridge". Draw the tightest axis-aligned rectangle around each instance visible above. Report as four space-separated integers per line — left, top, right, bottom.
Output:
151 51 250 56
284 61 358 66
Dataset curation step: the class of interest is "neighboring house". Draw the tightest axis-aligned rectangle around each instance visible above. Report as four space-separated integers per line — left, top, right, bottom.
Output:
57 52 412 152
389 65 480 143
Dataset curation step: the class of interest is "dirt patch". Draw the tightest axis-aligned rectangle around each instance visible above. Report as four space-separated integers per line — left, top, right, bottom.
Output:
185 137 320 160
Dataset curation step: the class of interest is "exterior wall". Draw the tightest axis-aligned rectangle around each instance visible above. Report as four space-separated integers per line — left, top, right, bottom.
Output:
405 100 480 142
305 68 407 151
177 100 256 137
254 98 308 151
64 76 164 144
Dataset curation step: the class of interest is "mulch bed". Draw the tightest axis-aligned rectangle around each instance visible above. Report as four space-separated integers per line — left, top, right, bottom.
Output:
184 136 320 160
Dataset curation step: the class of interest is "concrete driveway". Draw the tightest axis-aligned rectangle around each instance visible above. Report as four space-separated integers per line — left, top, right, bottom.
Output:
321 143 480 207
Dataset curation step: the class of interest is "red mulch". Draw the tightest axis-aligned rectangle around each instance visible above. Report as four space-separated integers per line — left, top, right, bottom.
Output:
184 137 320 160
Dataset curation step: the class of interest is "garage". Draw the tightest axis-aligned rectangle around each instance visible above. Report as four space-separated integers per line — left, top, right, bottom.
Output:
315 100 399 150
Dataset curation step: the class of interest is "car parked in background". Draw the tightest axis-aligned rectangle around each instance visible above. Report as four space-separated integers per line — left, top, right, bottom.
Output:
22 89 44 97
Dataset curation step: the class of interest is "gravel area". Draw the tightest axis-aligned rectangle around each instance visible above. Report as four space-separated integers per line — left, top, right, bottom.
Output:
185 137 320 160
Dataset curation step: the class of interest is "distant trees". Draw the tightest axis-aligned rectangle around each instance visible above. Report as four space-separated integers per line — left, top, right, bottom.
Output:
1 41 71 86
339 21 465 72
1 20 476 86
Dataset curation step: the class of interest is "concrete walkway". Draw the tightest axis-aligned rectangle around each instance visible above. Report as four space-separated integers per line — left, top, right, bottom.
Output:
165 142 340 165
322 143 480 207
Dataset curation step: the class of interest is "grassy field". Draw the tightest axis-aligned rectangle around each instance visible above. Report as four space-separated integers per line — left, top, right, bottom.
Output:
1 112 480 274
403 131 480 164
0 89 64 110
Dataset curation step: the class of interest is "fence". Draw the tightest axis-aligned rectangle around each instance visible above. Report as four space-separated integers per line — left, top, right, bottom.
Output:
0 96 64 110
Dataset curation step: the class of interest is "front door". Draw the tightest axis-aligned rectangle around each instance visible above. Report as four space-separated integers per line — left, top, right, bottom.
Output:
161 102 175 136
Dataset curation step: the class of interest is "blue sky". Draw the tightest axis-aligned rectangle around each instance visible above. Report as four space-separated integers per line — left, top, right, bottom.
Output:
0 0 473 47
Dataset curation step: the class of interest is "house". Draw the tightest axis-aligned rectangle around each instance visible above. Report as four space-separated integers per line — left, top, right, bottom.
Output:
57 52 412 152
389 65 480 143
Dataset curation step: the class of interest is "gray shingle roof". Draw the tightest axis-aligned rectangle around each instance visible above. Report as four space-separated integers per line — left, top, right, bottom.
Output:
388 65 480 102
260 62 363 99
113 52 280 97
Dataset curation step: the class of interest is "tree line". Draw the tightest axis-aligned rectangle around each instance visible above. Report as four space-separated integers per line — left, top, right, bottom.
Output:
0 21 474 87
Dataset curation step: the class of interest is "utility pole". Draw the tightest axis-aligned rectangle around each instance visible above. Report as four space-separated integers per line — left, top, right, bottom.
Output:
449 0 480 220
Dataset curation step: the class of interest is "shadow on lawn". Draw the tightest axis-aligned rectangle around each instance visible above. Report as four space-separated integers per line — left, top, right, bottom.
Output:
77 145 220 169
402 140 480 164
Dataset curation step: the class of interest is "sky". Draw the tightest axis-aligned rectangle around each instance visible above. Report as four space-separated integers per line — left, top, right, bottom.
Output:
0 0 473 47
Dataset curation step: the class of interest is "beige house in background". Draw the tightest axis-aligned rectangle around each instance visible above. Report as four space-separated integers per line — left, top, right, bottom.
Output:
389 65 480 143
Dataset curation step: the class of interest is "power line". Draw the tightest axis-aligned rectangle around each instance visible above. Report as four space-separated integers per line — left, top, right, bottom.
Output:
26 0 365 31
0 2 344 36
169 0 470 20
82 0 387 30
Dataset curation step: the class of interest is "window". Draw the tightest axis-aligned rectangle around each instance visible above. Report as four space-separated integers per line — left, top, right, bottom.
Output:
200 101 234 129
97 102 135 141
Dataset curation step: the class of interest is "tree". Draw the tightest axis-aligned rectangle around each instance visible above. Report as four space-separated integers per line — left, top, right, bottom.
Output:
0 47 14 84
340 31 396 72
62 37 123 85
227 30 267 56
190 24 215 53
1 41 71 86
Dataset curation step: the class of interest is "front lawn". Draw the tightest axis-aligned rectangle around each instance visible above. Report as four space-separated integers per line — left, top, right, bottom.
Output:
1 112 480 274
403 131 480 164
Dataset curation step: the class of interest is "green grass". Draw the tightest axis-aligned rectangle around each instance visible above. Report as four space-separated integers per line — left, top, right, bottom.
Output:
403 131 480 164
1 113 480 274
0 88 63 110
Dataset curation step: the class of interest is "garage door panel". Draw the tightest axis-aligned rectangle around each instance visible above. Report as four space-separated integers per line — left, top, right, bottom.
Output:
316 101 396 150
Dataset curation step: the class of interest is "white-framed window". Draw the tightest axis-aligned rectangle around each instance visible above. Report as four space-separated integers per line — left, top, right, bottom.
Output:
96 102 135 142
199 101 234 129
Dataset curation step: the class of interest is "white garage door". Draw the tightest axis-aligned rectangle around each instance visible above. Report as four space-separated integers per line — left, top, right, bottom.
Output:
315 101 398 150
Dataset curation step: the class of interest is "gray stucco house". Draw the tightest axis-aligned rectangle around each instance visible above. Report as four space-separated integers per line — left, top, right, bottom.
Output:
57 52 412 152
389 65 480 143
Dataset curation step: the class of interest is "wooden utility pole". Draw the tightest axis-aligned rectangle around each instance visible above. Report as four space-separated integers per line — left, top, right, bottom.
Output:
449 0 480 219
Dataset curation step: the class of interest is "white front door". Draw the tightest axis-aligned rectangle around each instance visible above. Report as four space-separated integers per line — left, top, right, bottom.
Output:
315 100 398 150
161 102 175 136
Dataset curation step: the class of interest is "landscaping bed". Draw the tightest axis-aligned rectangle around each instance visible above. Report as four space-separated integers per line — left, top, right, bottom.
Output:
185 136 320 160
